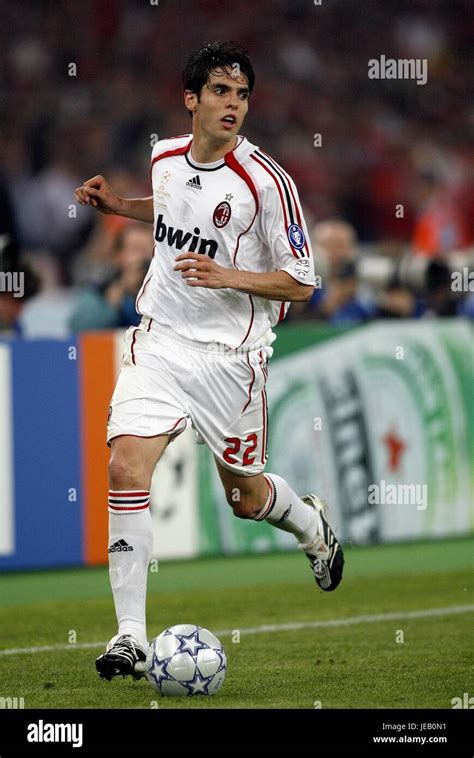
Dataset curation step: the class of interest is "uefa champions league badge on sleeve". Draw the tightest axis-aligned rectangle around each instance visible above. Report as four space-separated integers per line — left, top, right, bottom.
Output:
287 223 305 250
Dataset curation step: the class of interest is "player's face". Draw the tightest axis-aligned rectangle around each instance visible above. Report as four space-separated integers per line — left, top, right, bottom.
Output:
189 68 250 143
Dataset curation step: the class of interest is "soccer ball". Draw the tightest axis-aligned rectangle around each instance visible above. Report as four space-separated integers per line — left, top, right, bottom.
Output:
145 624 227 697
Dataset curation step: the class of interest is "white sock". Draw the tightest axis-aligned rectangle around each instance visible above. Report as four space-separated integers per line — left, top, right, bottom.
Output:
255 474 320 544
108 490 153 649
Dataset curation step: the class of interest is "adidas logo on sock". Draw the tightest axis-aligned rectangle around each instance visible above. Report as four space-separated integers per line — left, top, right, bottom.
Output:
278 505 292 523
186 175 202 190
108 539 134 553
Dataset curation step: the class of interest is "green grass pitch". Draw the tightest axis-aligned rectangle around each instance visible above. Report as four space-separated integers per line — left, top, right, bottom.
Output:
0 538 472 709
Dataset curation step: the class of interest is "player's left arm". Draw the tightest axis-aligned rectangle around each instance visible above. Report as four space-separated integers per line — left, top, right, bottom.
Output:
175 168 316 301
174 254 313 301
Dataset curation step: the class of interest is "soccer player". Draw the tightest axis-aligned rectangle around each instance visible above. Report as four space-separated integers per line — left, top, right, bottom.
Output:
75 41 344 682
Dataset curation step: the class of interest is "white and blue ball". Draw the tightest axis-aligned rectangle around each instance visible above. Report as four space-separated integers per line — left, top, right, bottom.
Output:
145 624 227 697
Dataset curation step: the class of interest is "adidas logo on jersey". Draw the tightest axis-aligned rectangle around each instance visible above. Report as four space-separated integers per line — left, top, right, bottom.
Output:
155 214 218 258
186 175 202 190
108 539 133 553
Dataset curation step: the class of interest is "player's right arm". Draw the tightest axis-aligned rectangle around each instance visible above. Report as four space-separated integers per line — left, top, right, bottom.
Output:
75 175 154 224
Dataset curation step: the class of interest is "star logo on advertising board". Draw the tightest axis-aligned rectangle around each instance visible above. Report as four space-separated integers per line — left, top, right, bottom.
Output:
383 429 406 472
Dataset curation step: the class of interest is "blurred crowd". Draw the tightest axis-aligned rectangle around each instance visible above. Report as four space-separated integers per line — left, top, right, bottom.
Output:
0 0 473 336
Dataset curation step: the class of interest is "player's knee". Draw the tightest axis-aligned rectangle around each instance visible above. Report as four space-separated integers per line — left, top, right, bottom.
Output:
108 453 147 490
228 493 262 520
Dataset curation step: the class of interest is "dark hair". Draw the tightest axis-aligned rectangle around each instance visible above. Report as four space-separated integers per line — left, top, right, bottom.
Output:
182 41 255 116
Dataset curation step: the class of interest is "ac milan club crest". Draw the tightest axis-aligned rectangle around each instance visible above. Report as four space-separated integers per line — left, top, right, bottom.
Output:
213 201 232 228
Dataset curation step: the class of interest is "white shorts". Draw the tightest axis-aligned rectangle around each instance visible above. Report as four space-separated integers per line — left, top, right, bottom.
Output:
106 317 270 476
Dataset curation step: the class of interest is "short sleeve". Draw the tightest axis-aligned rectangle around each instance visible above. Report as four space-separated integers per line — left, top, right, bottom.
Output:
258 173 315 286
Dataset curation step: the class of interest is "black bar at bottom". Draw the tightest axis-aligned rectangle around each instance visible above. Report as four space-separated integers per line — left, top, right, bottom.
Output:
0 708 472 755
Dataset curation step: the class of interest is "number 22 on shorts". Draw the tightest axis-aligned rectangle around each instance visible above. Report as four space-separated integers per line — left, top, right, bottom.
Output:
223 434 258 466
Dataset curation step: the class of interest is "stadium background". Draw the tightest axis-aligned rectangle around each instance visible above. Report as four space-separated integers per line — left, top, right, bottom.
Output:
0 0 472 711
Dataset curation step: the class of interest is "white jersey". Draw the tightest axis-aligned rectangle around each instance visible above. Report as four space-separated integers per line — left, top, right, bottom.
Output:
136 134 315 349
